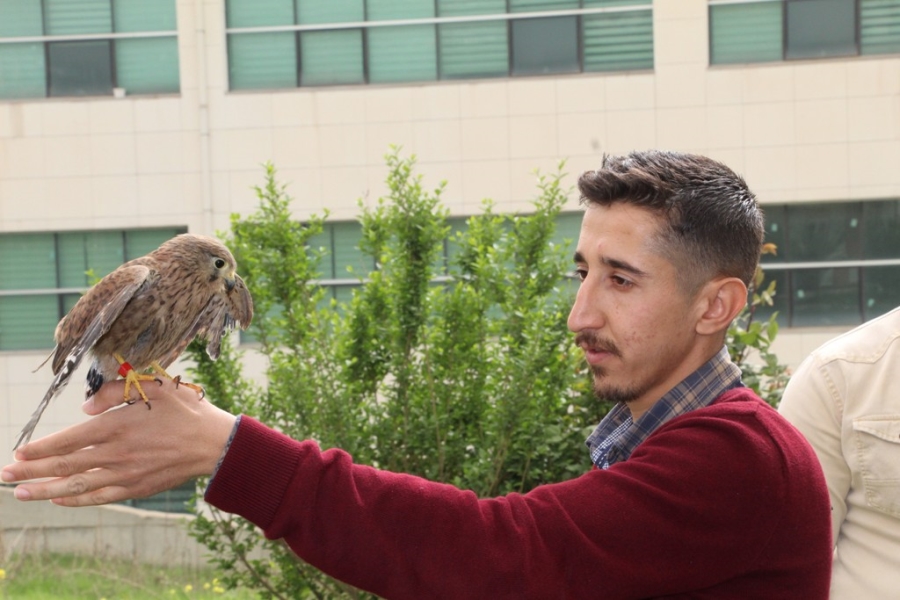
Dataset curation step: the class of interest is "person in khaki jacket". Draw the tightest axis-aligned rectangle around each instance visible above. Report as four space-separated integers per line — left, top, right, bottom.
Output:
780 305 900 599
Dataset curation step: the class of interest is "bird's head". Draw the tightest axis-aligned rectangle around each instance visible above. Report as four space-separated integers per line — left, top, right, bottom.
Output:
204 244 238 293
212 256 238 292
161 234 241 293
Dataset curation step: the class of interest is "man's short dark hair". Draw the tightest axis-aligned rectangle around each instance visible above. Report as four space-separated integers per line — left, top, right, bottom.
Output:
577 150 764 294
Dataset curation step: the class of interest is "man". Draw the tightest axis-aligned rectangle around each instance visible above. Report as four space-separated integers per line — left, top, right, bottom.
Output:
3 151 831 599
780 305 900 599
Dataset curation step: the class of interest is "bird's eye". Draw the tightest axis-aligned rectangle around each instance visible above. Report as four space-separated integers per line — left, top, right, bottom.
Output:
214 258 226 269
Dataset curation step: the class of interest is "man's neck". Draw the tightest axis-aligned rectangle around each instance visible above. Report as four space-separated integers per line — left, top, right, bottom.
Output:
627 403 651 423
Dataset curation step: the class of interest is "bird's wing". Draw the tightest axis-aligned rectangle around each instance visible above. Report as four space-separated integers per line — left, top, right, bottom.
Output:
156 273 254 368
16 264 152 450
51 264 153 373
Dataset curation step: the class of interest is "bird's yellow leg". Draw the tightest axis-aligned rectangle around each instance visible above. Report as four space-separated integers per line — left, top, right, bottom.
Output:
114 354 158 407
149 361 206 399
148 362 175 380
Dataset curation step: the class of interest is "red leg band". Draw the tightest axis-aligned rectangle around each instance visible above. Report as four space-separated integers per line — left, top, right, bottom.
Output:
118 362 133 378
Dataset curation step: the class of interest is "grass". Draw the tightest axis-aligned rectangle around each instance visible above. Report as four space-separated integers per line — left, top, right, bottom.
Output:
0 553 259 599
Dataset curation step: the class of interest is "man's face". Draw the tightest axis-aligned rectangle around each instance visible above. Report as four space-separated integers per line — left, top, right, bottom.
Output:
568 203 706 418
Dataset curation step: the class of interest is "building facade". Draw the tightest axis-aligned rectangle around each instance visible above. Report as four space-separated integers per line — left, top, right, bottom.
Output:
1 0 899 451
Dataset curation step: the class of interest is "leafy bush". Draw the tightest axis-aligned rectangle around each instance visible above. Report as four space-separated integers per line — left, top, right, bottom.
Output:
187 151 787 598
187 151 597 599
726 243 790 407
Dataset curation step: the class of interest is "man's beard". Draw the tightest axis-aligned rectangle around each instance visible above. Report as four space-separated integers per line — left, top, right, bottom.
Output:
576 331 646 405
589 364 644 405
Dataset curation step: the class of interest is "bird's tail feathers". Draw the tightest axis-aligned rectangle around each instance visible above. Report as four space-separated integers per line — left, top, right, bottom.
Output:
85 363 105 399
14 354 75 451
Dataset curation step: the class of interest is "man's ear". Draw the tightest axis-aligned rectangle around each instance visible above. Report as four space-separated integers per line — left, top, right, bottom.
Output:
695 277 747 336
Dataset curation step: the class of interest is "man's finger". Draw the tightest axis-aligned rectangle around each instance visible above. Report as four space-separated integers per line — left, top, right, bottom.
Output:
84 380 131 415
10 464 129 503
12 416 113 462
3 445 104 483
50 485 131 507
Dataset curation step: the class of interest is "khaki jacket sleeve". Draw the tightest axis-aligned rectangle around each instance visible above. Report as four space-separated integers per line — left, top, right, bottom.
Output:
780 354 850 542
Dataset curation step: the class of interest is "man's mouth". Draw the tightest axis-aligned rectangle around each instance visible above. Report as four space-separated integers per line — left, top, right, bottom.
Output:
574 333 620 365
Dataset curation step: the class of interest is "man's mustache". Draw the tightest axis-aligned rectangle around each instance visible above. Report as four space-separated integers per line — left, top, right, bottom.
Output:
574 332 622 358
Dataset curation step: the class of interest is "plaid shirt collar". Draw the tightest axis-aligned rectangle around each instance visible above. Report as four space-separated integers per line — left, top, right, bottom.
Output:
586 346 743 469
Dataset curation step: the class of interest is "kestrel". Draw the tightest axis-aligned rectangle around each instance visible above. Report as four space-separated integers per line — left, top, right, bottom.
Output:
14 233 254 450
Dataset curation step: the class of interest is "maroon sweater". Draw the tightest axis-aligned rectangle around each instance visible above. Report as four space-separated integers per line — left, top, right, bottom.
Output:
206 388 832 599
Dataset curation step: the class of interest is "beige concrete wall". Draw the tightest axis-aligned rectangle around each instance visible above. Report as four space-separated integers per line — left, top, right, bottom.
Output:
3 0 897 229
0 486 208 567
1 0 899 446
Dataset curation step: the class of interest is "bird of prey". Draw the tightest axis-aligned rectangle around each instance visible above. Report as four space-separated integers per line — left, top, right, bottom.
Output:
14 233 254 450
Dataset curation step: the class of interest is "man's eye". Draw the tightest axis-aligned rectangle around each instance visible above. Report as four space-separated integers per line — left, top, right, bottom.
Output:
611 275 633 287
573 269 587 281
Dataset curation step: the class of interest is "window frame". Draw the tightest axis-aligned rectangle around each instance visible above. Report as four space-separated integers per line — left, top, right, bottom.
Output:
0 227 187 352
783 0 860 60
224 2 654 90
706 0 900 65
757 199 900 328
251 205 900 332
0 0 179 99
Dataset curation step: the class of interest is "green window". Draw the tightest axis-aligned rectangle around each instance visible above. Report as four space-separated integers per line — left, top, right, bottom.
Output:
791 267 861 327
249 213 584 317
512 16 580 75
784 202 862 262
48 41 115 97
307 221 375 306
863 265 900 320
862 0 900 54
437 0 509 79
298 0 365 86
785 0 857 59
368 25 438 83
225 0 654 90
0 0 179 99
583 0 654 72
0 228 185 351
509 0 578 76
0 43 47 99
709 0 900 65
225 0 293 27
300 30 365 86
863 199 900 259
709 1 783 65
758 199 900 328
228 32 298 90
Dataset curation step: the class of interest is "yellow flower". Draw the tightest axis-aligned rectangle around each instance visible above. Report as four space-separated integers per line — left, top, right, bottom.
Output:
204 582 211 590
0 568 6 580
184 584 193 593
213 586 225 594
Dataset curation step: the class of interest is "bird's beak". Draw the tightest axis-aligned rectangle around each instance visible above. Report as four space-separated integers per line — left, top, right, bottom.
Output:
225 277 236 292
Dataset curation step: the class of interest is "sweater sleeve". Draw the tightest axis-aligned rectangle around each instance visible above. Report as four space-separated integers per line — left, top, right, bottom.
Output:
205 403 829 600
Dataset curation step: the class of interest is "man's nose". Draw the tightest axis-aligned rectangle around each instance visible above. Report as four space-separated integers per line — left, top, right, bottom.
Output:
568 280 604 333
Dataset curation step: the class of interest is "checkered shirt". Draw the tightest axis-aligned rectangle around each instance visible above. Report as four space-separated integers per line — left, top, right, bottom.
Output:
586 346 743 469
